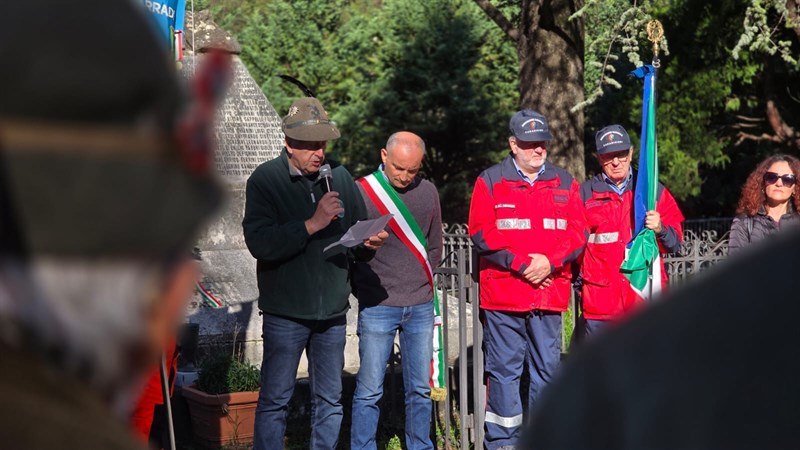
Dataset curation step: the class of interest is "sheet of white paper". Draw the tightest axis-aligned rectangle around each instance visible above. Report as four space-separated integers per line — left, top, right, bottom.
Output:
323 214 393 252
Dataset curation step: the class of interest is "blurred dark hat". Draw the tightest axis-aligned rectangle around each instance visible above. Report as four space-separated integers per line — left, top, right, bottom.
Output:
0 0 223 258
595 124 632 154
281 97 340 141
509 109 552 142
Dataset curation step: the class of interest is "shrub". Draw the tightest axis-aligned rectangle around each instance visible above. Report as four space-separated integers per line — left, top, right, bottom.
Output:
196 351 261 394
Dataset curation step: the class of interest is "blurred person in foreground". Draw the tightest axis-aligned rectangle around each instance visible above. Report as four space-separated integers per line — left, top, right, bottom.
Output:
521 224 800 449
243 97 388 450
350 131 443 450
578 125 683 338
728 154 800 254
0 1 224 449
468 109 586 450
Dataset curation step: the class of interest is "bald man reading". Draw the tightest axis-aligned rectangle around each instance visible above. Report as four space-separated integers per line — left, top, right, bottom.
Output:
351 132 444 450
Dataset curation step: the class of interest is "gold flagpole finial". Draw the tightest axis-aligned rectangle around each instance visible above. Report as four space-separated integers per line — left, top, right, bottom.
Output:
646 20 664 64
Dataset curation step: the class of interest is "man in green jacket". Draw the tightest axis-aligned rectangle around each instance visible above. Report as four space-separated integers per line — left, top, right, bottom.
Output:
243 97 388 450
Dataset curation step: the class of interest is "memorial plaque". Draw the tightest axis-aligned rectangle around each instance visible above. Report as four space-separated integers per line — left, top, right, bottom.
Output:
182 56 284 182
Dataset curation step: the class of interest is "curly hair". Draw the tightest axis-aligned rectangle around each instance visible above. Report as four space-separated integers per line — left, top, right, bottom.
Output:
736 154 800 216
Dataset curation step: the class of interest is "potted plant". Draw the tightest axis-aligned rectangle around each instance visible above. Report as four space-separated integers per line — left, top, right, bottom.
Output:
182 350 261 448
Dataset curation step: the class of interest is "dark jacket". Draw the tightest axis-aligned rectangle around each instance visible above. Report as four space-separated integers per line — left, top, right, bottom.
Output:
728 206 800 254
243 149 372 320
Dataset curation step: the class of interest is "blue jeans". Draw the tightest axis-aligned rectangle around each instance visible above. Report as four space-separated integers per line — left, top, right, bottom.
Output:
253 313 346 450
351 301 434 450
482 309 562 450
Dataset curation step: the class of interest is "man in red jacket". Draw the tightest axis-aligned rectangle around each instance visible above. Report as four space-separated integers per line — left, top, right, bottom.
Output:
468 110 586 450
578 124 684 337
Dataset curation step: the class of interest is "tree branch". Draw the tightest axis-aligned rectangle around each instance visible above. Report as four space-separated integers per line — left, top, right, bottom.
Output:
735 115 765 123
766 99 796 140
735 100 799 148
735 131 783 146
473 0 519 42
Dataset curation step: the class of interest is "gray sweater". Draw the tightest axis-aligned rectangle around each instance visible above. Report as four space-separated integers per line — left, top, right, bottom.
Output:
353 176 443 308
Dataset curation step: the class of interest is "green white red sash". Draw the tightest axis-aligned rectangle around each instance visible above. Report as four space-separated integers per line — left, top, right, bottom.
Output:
357 171 447 401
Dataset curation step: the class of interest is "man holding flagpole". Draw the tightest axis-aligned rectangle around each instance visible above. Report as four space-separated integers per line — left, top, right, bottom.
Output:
578 124 684 337
351 131 443 450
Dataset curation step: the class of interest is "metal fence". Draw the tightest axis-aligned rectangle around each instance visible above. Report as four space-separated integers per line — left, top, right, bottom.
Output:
432 219 732 448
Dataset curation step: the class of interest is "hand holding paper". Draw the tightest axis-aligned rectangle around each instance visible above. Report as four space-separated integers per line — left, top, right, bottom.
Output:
364 229 389 250
323 214 393 252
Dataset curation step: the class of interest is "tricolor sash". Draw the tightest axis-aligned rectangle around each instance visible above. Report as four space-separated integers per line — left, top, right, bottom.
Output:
357 171 447 401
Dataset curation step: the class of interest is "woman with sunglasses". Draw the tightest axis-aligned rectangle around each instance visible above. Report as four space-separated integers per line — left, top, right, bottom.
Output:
728 154 800 253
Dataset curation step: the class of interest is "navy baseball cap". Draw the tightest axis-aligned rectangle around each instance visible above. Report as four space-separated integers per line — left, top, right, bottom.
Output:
509 109 552 142
595 125 632 154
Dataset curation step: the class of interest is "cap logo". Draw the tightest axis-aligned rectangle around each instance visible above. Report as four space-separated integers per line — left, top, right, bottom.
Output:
310 105 321 119
599 130 625 146
288 106 299 117
521 118 545 130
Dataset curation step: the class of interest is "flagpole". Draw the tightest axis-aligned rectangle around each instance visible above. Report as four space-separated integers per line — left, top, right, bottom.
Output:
646 20 663 301
621 21 667 301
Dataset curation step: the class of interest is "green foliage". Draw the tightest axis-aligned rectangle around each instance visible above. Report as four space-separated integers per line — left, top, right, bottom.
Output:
385 435 402 450
196 351 261 395
577 0 669 112
582 0 799 215
733 0 800 69
648 0 799 215
344 0 516 221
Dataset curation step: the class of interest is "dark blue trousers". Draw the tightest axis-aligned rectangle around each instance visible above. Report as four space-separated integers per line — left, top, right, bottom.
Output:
583 318 610 339
483 309 562 450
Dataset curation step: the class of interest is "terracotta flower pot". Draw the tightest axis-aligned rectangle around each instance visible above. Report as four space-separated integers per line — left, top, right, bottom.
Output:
181 384 259 448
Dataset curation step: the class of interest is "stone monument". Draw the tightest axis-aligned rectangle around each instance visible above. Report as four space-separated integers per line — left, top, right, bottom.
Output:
181 11 280 367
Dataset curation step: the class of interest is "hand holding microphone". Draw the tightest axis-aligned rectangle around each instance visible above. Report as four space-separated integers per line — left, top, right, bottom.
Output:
319 164 345 219
305 164 344 235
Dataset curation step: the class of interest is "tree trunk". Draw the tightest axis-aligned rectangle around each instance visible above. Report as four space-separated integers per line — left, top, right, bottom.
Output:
518 0 585 180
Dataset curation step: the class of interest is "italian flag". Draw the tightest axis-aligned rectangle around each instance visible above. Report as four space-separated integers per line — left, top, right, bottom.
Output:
621 65 661 300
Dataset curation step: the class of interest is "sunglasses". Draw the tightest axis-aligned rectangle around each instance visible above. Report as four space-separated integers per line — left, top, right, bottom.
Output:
763 172 797 187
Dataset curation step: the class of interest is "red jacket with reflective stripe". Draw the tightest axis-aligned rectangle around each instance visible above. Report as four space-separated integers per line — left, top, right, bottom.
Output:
579 173 684 320
468 157 586 313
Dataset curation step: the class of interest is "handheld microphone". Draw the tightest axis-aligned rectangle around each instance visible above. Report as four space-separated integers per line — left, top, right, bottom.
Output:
319 164 333 193
318 164 344 218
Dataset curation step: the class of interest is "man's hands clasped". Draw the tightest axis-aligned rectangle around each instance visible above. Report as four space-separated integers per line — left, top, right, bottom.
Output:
524 253 552 288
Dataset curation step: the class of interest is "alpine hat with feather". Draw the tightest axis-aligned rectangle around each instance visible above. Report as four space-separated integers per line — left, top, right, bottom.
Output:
281 97 341 141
